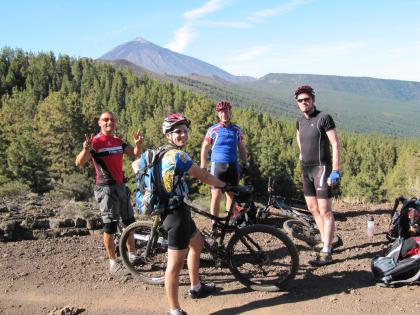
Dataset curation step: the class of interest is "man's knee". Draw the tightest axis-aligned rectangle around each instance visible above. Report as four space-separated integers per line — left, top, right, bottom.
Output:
317 198 332 217
211 189 222 199
210 190 222 212
166 256 185 273
103 221 118 234
305 199 319 213
225 191 234 200
321 210 334 220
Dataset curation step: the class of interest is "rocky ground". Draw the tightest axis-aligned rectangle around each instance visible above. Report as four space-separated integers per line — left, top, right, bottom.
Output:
0 193 419 315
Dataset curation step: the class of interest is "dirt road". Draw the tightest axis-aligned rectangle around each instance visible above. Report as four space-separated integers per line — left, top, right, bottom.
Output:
1 204 419 315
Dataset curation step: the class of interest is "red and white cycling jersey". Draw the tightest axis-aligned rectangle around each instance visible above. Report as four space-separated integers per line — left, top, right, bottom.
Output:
91 133 127 185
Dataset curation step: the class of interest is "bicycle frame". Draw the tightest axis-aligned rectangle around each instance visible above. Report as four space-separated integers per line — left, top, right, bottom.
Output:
263 177 313 224
138 197 242 260
144 215 161 257
188 199 239 247
119 184 300 291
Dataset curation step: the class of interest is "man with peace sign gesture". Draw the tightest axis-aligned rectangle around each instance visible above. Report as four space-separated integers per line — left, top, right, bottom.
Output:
75 111 143 277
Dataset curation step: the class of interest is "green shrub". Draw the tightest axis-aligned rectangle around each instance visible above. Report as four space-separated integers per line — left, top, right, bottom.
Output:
49 173 93 201
0 180 30 198
57 199 97 219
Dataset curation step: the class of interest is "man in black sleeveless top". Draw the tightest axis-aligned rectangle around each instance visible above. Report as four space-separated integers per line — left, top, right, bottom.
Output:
295 85 341 266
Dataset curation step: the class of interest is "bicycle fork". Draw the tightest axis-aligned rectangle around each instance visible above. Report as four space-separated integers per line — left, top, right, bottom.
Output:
238 232 270 270
144 216 161 257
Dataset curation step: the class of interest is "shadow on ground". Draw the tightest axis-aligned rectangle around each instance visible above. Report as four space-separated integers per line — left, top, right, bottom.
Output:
207 269 373 315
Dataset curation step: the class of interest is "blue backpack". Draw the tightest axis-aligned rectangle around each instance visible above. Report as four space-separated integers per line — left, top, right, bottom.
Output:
134 146 172 215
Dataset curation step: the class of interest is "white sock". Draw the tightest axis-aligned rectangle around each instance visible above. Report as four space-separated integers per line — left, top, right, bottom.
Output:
128 252 137 259
322 246 332 254
170 309 183 315
191 282 201 291
109 259 117 268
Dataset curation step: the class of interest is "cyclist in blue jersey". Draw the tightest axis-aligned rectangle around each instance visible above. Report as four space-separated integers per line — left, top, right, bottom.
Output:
159 114 227 315
295 85 341 266
200 101 248 233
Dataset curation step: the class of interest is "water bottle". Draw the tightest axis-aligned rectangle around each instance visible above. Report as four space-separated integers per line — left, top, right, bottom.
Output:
367 215 375 237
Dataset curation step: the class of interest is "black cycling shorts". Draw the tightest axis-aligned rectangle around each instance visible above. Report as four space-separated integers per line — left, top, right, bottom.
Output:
161 203 197 250
210 162 239 188
302 165 332 199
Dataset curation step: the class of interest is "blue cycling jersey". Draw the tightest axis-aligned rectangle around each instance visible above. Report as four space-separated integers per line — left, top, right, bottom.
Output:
204 122 243 163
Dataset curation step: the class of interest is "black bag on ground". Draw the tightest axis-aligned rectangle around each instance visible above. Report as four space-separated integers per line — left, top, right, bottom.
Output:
386 196 420 241
372 236 420 286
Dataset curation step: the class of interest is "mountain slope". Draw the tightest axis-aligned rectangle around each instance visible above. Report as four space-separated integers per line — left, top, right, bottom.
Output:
236 73 420 136
256 73 420 101
99 37 245 82
100 47 420 137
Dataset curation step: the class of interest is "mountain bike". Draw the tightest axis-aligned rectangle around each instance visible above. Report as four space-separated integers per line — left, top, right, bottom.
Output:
119 185 299 292
256 178 341 248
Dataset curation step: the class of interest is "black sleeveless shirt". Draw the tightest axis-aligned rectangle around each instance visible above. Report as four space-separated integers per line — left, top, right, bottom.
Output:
296 108 336 166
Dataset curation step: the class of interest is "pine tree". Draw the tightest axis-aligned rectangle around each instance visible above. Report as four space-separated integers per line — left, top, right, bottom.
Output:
34 91 84 179
6 128 50 192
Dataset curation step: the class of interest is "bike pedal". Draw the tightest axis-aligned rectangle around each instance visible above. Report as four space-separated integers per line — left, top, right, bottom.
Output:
215 259 223 268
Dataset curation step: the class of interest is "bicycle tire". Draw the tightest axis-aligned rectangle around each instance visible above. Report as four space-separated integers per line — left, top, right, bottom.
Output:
114 237 120 257
119 221 167 285
283 219 319 246
268 204 313 226
113 225 123 258
226 224 299 292
283 219 340 247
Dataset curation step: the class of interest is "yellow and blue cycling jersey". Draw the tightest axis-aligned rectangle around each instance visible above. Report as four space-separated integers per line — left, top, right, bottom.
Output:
160 149 193 197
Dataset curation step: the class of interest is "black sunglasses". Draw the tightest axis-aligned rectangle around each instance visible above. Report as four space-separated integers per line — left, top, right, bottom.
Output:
297 97 311 103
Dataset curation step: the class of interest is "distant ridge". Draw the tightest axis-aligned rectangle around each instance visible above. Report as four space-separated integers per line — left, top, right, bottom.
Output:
100 37 253 82
99 59 165 81
257 73 420 101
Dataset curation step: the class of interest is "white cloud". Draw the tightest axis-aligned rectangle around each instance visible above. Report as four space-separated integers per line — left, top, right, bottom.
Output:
200 20 251 28
383 42 420 57
249 0 312 22
166 0 312 53
165 23 196 53
204 0 313 29
227 45 270 62
184 0 223 20
166 0 224 52
221 41 367 77
221 39 420 82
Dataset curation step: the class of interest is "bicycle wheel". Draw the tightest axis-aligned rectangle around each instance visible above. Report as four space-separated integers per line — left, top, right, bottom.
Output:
226 224 299 292
113 234 120 257
283 219 319 246
113 224 124 258
283 219 341 247
119 221 167 285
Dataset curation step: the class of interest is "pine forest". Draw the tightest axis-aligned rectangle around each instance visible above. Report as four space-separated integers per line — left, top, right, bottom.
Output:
1 48 419 203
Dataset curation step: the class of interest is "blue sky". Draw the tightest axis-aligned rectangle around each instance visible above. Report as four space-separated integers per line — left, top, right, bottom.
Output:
2 0 420 82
